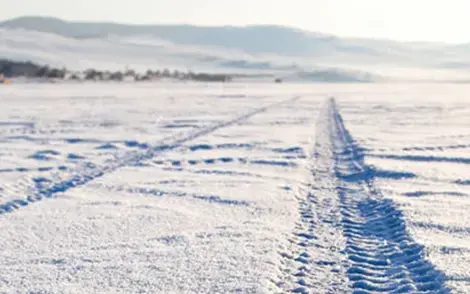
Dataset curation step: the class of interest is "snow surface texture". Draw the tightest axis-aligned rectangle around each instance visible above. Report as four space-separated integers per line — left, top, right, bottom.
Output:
276 97 448 294
0 83 469 293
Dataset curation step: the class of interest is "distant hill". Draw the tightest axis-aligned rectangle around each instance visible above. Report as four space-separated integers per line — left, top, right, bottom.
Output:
2 16 470 82
0 16 441 63
0 16 357 55
0 17 323 55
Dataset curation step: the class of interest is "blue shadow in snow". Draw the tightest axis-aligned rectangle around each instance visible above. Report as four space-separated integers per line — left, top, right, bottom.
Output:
411 221 470 234
454 179 470 185
119 186 249 206
154 157 297 168
124 140 149 149
369 154 470 165
28 150 61 161
95 143 119 150
188 143 254 152
403 191 466 197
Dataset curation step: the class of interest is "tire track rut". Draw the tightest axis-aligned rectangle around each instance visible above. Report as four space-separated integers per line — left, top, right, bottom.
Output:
0 96 300 215
276 98 448 293
330 99 449 293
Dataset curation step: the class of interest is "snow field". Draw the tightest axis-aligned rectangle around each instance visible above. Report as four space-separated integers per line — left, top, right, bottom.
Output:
0 82 469 293
0 83 321 293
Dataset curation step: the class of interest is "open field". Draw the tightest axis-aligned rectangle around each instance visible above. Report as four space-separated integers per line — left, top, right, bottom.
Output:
0 82 468 293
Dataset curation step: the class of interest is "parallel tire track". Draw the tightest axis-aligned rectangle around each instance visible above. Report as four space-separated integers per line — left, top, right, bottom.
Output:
329 99 449 293
276 98 349 294
0 96 300 215
277 98 448 293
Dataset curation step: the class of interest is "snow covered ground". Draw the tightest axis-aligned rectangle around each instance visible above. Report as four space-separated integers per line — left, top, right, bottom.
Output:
0 82 469 293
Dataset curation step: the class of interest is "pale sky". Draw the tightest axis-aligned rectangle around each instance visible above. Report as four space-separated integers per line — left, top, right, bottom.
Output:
1 0 469 43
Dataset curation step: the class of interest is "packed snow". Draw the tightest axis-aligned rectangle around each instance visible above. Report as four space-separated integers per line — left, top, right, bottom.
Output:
0 82 469 293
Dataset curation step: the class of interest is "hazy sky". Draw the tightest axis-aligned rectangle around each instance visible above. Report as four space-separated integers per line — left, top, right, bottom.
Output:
1 0 469 43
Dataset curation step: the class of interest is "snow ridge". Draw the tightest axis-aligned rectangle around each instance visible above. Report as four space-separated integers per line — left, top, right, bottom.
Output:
276 98 448 293
0 96 300 216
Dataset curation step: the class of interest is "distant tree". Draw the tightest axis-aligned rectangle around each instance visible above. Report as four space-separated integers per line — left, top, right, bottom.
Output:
146 69 154 77
124 69 135 77
187 71 195 80
36 66 50 77
162 68 170 78
171 70 180 79
84 69 103 81
69 73 80 80
0 60 49 77
188 72 231 82
109 71 124 81
179 72 189 80
0 63 13 77
136 74 151 81
46 68 66 78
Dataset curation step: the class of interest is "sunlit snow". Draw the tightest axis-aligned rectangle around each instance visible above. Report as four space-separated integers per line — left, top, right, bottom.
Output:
0 82 468 293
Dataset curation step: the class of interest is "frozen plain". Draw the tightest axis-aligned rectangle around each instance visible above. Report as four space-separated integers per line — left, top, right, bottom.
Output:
0 82 469 293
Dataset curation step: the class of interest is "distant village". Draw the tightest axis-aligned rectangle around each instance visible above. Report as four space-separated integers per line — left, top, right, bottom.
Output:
0 59 242 83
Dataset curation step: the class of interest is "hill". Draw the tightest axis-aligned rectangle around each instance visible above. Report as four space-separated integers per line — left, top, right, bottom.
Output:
0 16 435 65
2 16 470 81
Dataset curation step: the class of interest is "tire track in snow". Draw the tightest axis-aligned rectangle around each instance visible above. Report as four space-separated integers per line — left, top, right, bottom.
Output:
276 98 448 293
330 99 449 294
276 98 349 294
0 96 300 215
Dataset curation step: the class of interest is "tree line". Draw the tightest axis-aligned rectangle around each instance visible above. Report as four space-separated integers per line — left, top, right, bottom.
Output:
0 59 232 82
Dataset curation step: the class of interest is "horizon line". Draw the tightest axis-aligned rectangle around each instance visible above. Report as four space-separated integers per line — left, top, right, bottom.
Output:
0 14 464 45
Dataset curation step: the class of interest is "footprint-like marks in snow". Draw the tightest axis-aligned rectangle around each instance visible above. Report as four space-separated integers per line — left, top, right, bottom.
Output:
153 157 297 168
0 166 66 173
403 191 466 197
94 184 249 206
454 179 470 185
187 143 306 158
369 153 470 165
123 140 149 149
27 150 87 162
96 143 119 150
67 153 86 160
188 143 254 152
402 144 470 152
28 150 61 161
0 121 35 128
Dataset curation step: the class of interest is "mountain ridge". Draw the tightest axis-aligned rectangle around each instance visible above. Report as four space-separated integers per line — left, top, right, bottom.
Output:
1 15 457 45
0 16 436 57
2 16 470 82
